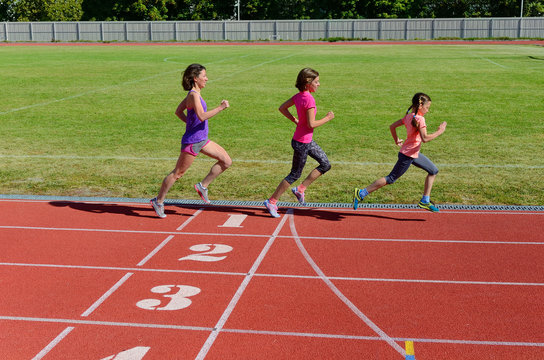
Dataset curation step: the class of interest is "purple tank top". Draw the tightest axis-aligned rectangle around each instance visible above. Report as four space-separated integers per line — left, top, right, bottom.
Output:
182 91 208 144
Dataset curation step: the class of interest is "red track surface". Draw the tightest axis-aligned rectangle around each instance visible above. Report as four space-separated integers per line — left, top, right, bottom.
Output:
0 199 543 359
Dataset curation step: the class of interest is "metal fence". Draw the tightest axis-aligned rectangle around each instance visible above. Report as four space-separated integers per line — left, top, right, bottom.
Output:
1 17 543 42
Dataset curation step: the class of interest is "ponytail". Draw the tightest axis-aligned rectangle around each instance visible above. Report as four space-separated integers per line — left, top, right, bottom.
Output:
409 92 431 129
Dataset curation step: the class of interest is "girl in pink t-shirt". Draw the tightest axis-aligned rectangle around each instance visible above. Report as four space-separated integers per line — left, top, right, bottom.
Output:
353 93 447 212
264 68 334 218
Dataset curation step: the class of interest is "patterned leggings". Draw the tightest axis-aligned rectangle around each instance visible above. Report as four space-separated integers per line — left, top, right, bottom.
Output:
284 139 331 184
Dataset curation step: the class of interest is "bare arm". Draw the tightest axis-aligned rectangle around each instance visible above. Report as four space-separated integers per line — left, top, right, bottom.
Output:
307 108 334 129
188 91 229 122
175 98 188 123
419 121 447 143
278 97 298 124
389 119 404 146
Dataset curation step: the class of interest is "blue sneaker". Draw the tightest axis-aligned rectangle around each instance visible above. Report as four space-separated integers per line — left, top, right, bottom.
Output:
264 199 280 218
291 187 305 204
418 200 439 213
353 188 364 210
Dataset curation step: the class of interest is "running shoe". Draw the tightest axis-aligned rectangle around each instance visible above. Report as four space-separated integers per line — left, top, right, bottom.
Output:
353 187 364 210
418 200 440 213
150 197 166 218
194 182 210 204
264 199 280 218
291 187 305 204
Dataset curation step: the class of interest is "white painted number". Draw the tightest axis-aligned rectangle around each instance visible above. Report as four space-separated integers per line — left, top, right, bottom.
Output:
136 285 201 311
101 346 150 360
179 244 233 262
218 214 247 228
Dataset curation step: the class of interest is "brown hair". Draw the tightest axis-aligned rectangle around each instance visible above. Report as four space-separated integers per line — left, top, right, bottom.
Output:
408 92 431 129
295 68 319 92
182 63 206 91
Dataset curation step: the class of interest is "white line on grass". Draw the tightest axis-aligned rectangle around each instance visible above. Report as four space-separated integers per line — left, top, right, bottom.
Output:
288 212 407 357
0 53 294 116
1 153 542 170
473 54 509 68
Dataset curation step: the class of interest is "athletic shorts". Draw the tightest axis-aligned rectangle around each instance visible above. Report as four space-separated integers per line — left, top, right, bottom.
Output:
181 139 210 156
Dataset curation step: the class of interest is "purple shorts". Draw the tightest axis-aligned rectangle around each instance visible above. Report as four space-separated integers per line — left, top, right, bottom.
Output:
181 139 210 156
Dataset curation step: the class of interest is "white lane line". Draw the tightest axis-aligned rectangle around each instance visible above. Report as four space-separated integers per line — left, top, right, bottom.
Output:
177 208 203 231
2 262 544 287
1 225 543 244
5 315 544 348
135 208 202 266
137 235 175 267
80 273 133 317
1 315 212 331
194 210 291 360
289 212 406 357
32 326 74 360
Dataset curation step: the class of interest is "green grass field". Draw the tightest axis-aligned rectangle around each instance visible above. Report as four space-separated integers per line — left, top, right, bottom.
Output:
1 43 543 206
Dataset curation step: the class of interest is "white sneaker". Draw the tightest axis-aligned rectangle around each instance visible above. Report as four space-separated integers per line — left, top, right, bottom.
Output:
194 182 210 204
150 197 166 218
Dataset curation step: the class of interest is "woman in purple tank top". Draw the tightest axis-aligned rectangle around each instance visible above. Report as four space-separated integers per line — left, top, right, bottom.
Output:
150 64 231 218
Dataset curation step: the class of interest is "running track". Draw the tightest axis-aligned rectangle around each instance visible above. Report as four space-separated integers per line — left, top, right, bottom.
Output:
0 197 543 359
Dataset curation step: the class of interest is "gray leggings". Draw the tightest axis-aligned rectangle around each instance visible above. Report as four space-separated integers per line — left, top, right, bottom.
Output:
385 152 439 184
284 139 331 184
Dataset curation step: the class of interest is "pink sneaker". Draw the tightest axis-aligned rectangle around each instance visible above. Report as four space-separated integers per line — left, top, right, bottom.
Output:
291 187 305 204
264 199 280 218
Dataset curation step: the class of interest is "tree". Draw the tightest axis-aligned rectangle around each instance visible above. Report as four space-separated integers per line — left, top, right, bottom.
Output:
11 0 83 21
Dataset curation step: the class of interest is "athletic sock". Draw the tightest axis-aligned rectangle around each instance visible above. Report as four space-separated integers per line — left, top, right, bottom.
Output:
297 184 306 193
269 198 277 205
421 195 430 203
359 188 369 199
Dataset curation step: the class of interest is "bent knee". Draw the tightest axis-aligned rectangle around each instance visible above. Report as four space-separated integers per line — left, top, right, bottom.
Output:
319 162 331 174
221 156 233 169
385 175 397 184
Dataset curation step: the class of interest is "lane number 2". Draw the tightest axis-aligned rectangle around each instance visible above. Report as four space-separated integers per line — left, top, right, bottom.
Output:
101 346 150 360
179 244 233 262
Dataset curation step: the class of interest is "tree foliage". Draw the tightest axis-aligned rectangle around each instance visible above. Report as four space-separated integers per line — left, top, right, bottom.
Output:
1 0 542 22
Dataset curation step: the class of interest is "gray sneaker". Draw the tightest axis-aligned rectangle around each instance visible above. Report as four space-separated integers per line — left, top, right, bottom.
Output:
194 182 210 204
150 197 166 218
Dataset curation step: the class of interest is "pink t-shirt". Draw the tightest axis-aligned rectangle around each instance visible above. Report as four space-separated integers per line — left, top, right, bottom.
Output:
292 91 316 143
400 113 427 158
